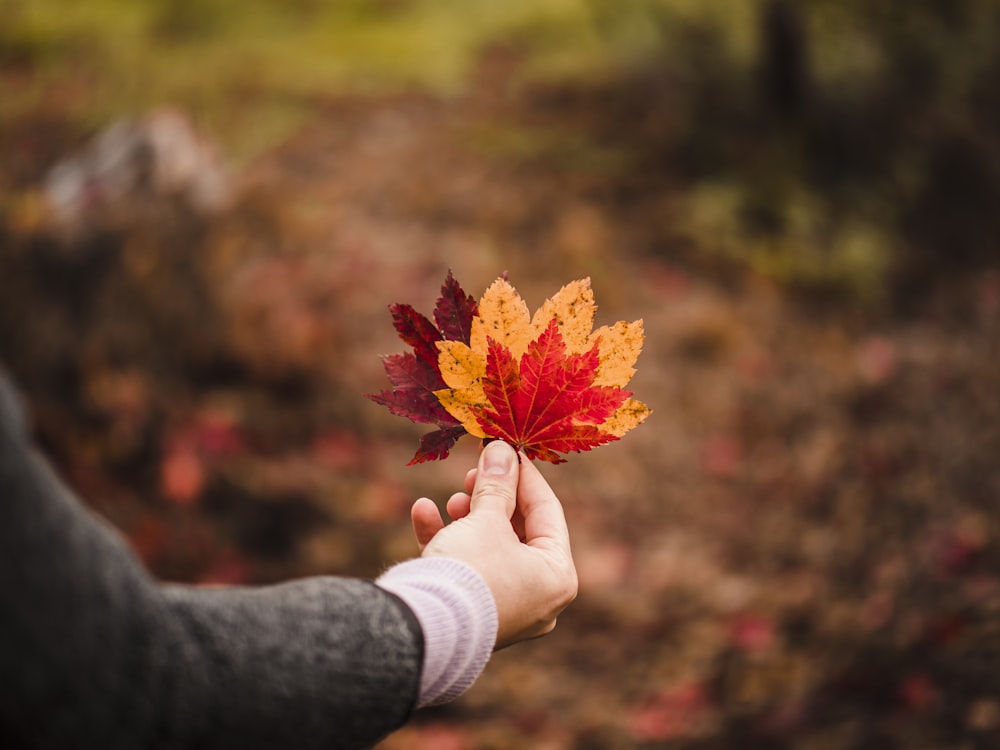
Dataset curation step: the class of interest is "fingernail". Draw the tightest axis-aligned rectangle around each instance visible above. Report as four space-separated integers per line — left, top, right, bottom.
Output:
482 440 514 475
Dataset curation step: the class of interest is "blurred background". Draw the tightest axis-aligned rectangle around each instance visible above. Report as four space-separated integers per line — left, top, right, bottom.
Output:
2 1 1000 747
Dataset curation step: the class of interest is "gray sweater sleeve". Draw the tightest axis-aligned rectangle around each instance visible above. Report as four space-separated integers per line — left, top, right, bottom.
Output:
0 375 423 750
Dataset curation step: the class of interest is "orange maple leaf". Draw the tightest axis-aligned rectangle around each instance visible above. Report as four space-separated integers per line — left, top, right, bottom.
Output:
435 276 650 463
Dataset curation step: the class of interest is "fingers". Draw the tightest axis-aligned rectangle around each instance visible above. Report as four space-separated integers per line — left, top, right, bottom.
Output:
517 458 572 555
469 440 519 519
516 460 577 610
446 492 472 520
410 497 445 551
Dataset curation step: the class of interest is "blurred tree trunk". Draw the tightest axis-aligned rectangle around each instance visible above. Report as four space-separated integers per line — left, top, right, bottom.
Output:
759 0 810 120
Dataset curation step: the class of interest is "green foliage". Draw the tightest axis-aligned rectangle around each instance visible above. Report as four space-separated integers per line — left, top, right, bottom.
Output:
0 0 791 157
0 0 623 159
677 182 894 306
3 0 999 302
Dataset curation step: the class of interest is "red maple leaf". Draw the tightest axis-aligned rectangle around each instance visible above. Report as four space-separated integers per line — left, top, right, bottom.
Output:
472 318 629 463
366 271 477 464
372 272 650 465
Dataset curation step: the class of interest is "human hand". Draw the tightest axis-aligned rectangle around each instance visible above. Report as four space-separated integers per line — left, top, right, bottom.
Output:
410 440 578 649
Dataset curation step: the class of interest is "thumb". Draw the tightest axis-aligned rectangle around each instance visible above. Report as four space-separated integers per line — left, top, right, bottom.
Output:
469 440 519 519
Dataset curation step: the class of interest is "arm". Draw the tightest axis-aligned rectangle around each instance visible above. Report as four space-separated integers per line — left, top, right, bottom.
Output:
0 375 421 750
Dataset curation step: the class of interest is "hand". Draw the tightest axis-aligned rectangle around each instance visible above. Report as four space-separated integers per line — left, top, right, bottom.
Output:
410 440 578 649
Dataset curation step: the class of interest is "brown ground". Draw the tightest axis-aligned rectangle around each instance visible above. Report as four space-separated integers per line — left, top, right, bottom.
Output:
2 56 1000 750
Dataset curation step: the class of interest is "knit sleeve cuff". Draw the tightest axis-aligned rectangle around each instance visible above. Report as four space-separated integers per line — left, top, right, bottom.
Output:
376 557 498 707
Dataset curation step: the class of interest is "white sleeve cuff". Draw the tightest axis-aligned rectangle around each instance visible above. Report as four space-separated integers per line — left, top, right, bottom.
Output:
377 557 498 707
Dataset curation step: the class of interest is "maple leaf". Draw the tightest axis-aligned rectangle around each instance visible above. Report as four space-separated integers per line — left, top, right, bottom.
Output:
370 273 650 464
436 276 651 463
366 271 478 464
473 319 630 462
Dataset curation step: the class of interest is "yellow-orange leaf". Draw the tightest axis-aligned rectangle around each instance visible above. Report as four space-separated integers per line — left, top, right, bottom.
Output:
531 278 596 353
470 277 534 359
434 389 489 438
603 397 652 437
437 340 485 390
592 319 645 387
435 340 488 437
435 273 651 462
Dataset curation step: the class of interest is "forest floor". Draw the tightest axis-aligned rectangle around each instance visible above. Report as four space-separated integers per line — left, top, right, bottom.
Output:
2 51 1000 750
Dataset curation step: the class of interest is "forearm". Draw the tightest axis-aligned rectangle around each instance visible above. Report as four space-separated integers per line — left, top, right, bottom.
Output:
0 374 421 749
158 578 421 749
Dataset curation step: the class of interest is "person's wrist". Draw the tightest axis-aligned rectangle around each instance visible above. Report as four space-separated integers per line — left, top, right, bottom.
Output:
377 557 498 706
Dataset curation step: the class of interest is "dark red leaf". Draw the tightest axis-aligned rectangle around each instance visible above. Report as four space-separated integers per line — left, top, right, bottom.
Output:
367 270 477 463
368 352 458 426
409 425 468 465
390 304 442 370
434 269 478 342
